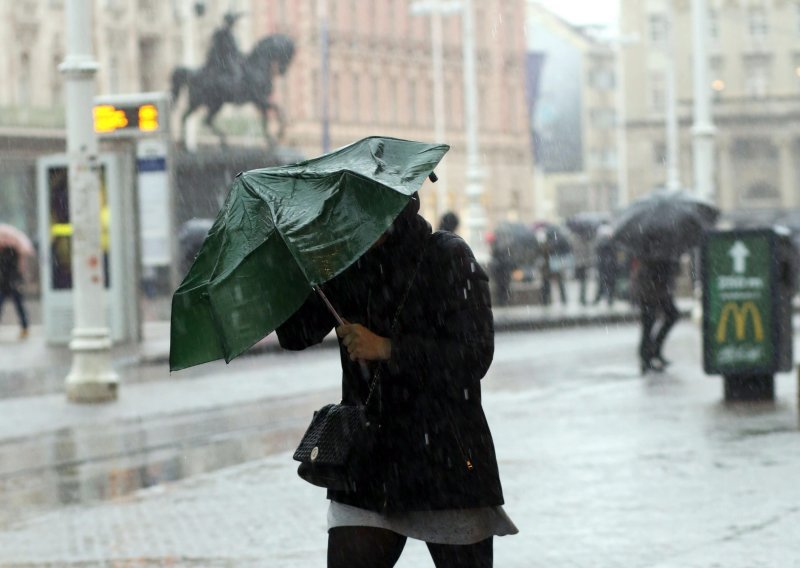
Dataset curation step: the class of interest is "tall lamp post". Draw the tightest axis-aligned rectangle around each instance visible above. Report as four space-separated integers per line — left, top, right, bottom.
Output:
691 0 716 322
691 0 715 202
664 2 681 191
460 0 488 262
410 0 460 220
409 0 487 261
60 0 118 402
318 0 330 153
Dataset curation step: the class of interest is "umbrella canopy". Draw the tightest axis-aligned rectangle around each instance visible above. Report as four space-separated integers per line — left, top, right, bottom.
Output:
612 189 719 260
170 136 449 371
565 211 611 240
532 222 573 256
490 222 539 268
0 223 34 257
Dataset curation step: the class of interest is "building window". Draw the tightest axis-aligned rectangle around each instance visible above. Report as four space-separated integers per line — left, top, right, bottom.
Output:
709 8 719 40
110 55 120 93
51 53 63 105
796 2 800 35
408 79 416 124
138 38 159 92
18 52 31 106
330 72 339 121
648 71 665 112
794 54 800 93
372 76 380 123
590 108 616 129
352 75 360 123
747 5 768 39
744 54 771 98
653 142 666 166
590 69 616 90
648 13 668 45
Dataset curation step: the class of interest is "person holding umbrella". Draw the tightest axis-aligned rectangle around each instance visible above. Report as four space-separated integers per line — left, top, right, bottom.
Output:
276 194 517 567
169 137 517 566
611 189 719 374
0 223 34 340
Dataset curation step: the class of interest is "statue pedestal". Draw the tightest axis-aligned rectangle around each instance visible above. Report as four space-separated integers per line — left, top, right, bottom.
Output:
172 144 304 224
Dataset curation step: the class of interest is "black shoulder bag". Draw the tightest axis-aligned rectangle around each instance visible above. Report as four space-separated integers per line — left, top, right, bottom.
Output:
293 242 427 491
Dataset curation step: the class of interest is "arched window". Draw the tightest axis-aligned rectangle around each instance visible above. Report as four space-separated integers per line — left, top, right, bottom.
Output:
18 52 31 106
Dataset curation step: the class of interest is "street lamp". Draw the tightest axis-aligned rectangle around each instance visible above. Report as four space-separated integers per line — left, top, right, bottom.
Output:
664 2 681 191
318 0 330 153
60 0 118 402
410 0 460 221
410 0 487 262
691 0 715 202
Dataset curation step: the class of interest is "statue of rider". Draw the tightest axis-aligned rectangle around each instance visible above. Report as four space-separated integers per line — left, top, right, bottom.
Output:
204 11 244 86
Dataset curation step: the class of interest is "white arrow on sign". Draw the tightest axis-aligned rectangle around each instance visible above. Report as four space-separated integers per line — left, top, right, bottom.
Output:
728 240 750 274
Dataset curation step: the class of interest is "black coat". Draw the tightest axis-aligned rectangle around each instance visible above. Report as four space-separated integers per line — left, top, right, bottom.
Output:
276 213 504 513
636 259 679 307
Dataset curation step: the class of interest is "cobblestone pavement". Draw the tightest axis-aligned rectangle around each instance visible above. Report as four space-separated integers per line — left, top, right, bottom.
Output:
0 324 799 567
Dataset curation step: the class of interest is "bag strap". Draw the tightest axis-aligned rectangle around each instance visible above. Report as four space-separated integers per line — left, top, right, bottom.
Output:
364 234 430 409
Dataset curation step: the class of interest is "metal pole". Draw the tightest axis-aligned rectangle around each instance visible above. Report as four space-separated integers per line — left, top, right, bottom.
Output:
318 0 330 153
461 0 487 262
60 0 118 402
665 4 681 191
690 0 717 324
614 39 629 208
430 3 449 219
182 0 198 152
691 0 715 202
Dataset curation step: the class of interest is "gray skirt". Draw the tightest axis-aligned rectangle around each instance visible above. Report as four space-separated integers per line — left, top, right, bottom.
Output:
327 501 519 545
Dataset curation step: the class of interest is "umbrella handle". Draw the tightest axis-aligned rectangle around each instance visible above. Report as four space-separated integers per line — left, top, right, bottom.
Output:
313 286 344 325
314 286 372 380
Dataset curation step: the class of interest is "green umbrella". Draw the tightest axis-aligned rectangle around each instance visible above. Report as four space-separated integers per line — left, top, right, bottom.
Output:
170 136 449 371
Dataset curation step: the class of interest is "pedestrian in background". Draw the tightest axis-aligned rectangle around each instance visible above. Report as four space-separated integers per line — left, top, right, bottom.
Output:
593 225 617 306
276 195 517 567
537 229 568 306
437 210 459 233
0 245 29 340
570 233 593 306
636 257 680 374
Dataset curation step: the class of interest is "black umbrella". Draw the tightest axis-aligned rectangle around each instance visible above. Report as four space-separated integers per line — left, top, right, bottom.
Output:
533 222 573 256
612 189 719 260
491 222 539 268
565 211 610 240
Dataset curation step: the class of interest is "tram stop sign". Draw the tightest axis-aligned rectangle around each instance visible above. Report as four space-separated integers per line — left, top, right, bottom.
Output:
702 228 794 376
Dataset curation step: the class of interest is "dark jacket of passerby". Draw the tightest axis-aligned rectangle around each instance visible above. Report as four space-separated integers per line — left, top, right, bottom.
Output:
276 203 505 514
636 258 679 307
0 247 22 293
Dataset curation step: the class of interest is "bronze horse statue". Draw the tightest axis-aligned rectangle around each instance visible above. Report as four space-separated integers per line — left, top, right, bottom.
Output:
171 34 295 149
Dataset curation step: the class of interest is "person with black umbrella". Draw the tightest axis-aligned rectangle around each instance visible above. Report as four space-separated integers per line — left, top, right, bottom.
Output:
611 189 719 374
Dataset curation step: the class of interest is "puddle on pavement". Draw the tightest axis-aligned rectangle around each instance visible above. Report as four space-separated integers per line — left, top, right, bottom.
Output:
0 390 332 529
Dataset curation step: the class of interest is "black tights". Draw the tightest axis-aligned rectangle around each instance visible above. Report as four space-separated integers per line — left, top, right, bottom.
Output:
327 526 493 568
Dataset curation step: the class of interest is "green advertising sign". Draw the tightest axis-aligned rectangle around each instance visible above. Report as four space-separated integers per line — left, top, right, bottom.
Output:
703 231 775 374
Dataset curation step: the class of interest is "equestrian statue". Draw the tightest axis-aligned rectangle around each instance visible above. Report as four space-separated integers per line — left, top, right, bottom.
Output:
171 12 295 149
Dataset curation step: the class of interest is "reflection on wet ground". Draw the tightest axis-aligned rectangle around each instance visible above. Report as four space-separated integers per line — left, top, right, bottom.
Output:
0 384 335 530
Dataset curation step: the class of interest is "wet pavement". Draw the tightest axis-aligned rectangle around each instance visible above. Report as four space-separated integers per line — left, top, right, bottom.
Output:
0 320 798 567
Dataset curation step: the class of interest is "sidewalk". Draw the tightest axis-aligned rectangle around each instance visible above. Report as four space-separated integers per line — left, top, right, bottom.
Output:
0 291 696 381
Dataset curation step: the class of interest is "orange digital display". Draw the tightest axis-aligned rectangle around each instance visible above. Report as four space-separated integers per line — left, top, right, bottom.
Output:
93 102 161 135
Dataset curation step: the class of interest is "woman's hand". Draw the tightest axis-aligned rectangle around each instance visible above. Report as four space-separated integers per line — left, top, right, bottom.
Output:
336 323 392 361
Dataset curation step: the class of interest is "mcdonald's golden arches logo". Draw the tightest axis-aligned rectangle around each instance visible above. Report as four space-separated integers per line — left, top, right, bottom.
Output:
716 301 764 343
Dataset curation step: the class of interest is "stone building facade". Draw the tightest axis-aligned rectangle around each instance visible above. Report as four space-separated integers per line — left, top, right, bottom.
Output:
526 3 619 220
0 0 536 246
620 0 800 222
